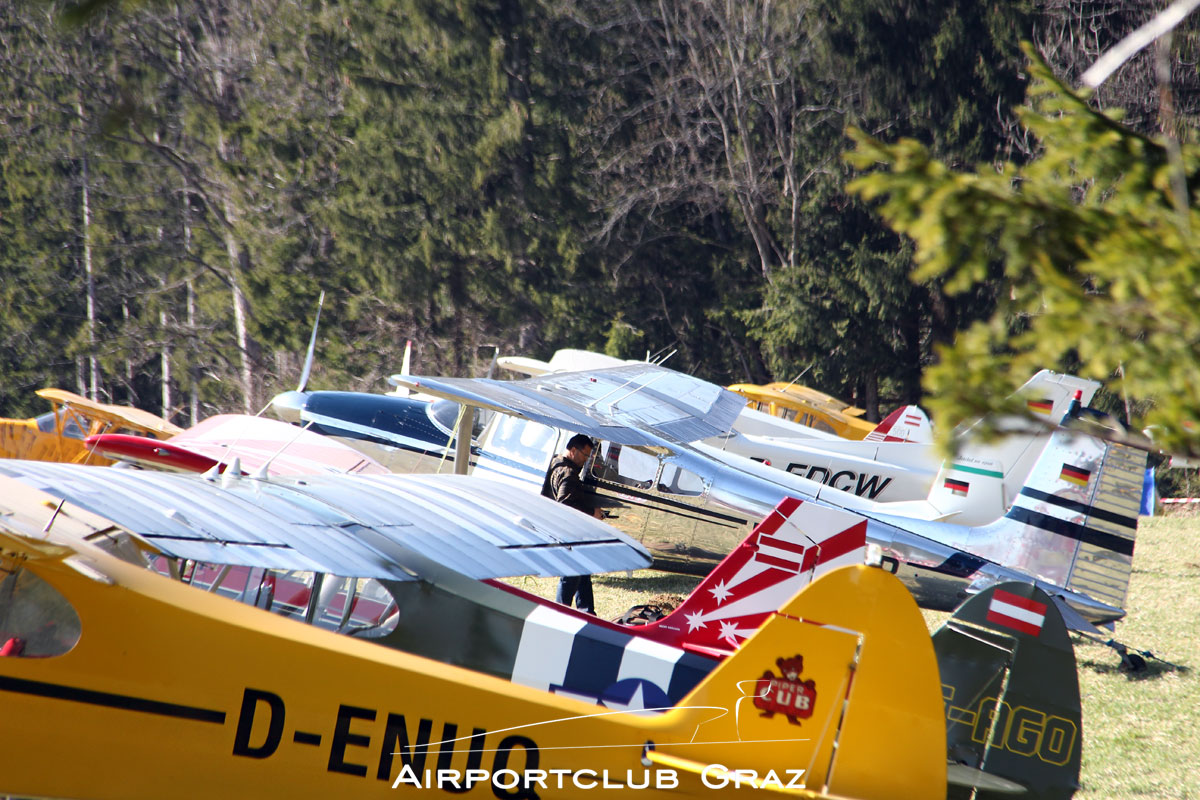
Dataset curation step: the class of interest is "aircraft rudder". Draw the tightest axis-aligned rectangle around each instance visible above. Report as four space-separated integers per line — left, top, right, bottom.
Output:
651 497 866 653
866 404 932 443
666 565 945 800
936 582 1081 800
990 420 1145 611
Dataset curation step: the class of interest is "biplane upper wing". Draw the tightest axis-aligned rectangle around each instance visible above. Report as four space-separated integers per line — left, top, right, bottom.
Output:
0 461 650 580
394 363 746 446
36 388 184 438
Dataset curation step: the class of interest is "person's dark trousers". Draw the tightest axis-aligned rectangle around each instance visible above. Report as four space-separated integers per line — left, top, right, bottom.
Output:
556 575 595 614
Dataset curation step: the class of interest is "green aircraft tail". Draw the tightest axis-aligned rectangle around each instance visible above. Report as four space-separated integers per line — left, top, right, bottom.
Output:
935 582 1081 800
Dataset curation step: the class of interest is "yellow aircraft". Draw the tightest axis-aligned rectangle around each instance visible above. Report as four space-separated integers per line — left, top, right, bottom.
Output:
726 383 877 440
0 388 182 464
0 478 947 800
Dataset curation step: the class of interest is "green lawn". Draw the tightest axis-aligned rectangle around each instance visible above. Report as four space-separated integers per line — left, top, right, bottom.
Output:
1074 513 1200 799
508 512 1200 798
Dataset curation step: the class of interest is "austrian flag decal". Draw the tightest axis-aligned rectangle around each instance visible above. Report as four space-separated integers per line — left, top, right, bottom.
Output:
986 589 1047 636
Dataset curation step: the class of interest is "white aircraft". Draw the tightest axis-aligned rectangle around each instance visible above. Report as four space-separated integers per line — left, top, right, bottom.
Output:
391 362 1144 639
479 349 1101 526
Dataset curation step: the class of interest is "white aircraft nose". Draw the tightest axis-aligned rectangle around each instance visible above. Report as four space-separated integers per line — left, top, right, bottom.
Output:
270 390 308 423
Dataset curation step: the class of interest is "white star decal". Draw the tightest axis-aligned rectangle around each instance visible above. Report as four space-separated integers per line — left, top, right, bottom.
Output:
709 579 734 604
718 620 744 643
603 683 647 712
685 610 707 632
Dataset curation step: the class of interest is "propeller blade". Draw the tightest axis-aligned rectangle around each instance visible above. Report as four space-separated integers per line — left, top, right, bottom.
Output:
296 290 325 393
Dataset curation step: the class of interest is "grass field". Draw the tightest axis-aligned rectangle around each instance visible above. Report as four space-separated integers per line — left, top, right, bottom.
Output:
506 512 1199 798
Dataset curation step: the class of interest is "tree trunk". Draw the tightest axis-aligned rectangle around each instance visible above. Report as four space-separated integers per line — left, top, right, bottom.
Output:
80 135 99 401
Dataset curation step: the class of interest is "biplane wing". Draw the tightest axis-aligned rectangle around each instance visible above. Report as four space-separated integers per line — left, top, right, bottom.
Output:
0 462 650 581
36 388 183 438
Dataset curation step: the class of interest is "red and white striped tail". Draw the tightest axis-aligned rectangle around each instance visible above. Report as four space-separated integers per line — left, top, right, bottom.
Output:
653 497 866 653
865 404 932 443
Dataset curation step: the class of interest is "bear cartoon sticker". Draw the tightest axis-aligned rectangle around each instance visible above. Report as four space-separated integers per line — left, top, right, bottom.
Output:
752 655 817 725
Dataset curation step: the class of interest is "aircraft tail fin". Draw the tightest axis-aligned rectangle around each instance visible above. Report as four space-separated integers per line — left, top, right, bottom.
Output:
645 497 866 655
388 340 415 397
970 409 1146 612
924 372 1103 520
652 565 946 800
864 404 932 443
935 582 1081 800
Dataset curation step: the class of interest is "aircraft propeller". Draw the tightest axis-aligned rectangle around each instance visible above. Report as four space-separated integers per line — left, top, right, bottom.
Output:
269 290 324 423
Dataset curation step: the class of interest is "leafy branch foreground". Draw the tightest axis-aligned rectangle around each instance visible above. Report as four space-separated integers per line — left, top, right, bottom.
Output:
846 44 1200 459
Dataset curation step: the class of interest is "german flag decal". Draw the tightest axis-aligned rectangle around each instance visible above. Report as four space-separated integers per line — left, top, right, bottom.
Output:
1027 398 1054 415
944 478 969 497
1060 463 1091 486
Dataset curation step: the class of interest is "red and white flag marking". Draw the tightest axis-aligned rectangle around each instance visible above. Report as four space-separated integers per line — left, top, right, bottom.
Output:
986 588 1047 636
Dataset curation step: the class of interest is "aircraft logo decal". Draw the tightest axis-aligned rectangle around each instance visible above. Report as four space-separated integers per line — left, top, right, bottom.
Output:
1059 463 1092 487
944 477 969 497
985 589 1046 636
752 655 816 725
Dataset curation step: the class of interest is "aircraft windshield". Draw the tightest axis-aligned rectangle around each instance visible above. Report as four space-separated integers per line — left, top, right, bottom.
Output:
428 399 492 440
428 399 462 435
0 565 82 658
35 410 86 439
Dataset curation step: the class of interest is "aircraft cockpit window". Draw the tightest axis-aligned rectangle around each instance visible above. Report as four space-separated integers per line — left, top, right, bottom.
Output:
471 409 493 440
307 575 398 635
0 565 82 658
34 411 57 434
657 463 706 497
158 561 400 637
590 442 659 489
430 400 493 441
34 409 85 439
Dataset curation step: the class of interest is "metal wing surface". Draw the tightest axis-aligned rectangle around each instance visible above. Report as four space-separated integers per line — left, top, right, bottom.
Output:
0 461 650 580
395 363 746 445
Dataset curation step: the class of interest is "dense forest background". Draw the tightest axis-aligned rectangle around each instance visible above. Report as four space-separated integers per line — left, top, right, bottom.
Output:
1 0 1197 424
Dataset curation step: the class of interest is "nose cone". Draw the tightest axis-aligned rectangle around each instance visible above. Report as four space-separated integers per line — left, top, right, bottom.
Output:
270 390 308 424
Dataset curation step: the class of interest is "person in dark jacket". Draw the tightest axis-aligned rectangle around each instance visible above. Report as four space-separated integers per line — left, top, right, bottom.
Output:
541 432 603 613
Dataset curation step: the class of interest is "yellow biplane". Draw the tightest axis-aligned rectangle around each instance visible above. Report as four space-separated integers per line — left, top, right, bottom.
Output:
0 468 947 800
0 388 182 465
727 383 878 440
